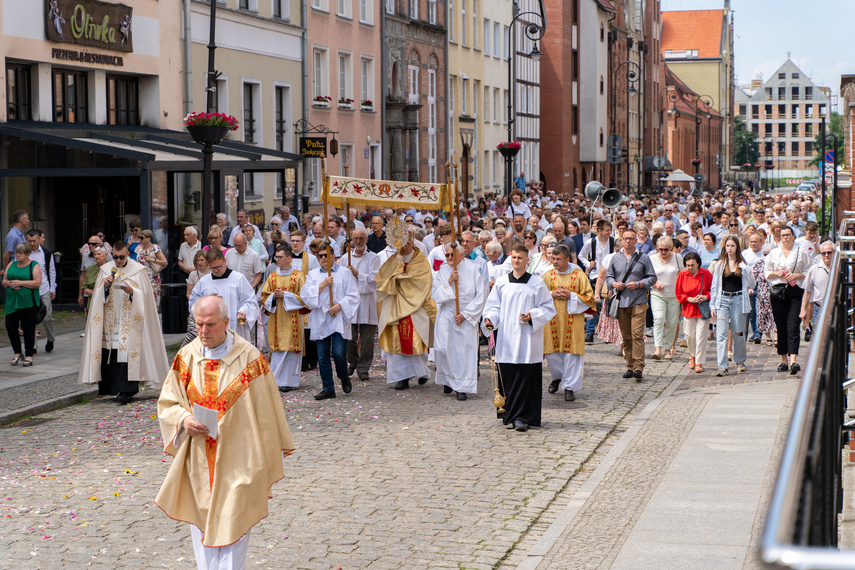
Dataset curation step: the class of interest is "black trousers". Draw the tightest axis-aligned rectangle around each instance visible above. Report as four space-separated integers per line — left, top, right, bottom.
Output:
770 285 804 356
301 329 318 370
6 306 36 358
99 349 139 396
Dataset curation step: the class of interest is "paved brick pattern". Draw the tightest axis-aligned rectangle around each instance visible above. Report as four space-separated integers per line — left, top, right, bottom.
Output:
0 339 680 569
0 373 93 416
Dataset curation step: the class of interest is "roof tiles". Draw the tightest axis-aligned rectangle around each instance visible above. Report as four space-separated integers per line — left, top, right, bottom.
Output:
661 10 724 59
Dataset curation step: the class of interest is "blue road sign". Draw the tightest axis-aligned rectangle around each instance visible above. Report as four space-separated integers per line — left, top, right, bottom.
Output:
825 150 835 163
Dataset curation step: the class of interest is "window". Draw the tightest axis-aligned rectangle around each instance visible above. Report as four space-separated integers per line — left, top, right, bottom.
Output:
338 52 353 102
493 151 498 187
428 0 436 24
764 141 772 154
484 86 489 123
791 86 799 100
792 104 800 119
239 0 249 9
778 122 785 136
739 104 746 118
484 150 489 188
764 104 772 119
461 78 468 114
493 22 500 57
805 87 813 100
473 80 479 118
275 85 289 152
273 0 286 18
385 0 394 14
751 123 759 135
360 58 374 106
493 88 498 122
6 63 31 121
777 104 785 117
600 75 604 95
336 0 351 18
340 144 353 176
805 123 813 136
805 105 814 118
472 0 477 49
778 72 785 79
778 87 786 101
244 172 262 201
599 129 604 147
791 123 799 136
428 70 437 182
312 48 328 100
52 68 88 123
503 26 509 59
461 1 466 46
410 0 417 19
792 72 800 79
751 105 759 120
359 0 372 23
484 19 490 56
805 141 813 154
408 65 418 104
765 88 772 101
210 78 227 114
243 83 258 143
448 0 454 42
312 0 329 10
106 75 139 126
764 123 771 135
448 77 455 156
503 89 508 123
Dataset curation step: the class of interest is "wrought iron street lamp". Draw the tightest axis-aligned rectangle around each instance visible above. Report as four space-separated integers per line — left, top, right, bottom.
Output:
692 94 713 193
504 0 546 196
610 60 640 192
656 87 678 194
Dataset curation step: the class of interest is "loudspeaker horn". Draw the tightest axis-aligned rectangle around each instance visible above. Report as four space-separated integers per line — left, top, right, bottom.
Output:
602 188 623 208
584 181 605 202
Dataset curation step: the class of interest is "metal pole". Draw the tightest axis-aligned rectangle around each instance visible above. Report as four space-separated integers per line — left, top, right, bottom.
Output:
833 134 839 239
201 0 218 241
821 116 827 235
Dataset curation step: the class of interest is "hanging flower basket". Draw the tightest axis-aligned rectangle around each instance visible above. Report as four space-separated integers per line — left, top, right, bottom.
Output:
497 140 521 158
184 112 239 145
690 157 702 166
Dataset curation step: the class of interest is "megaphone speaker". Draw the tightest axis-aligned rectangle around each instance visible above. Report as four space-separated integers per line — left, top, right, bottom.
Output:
584 181 605 202
603 188 623 208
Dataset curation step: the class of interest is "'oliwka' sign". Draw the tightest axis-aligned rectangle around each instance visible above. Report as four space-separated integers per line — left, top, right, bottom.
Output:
46 0 134 53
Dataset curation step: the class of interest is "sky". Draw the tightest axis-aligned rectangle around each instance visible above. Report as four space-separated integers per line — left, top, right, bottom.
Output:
660 0 855 107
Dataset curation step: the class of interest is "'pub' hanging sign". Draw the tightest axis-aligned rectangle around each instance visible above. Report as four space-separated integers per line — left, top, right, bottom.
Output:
46 0 134 53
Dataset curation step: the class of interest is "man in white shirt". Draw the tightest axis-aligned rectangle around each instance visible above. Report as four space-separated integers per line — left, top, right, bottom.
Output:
227 209 261 247
577 219 614 343
794 221 820 262
301 245 360 400
347 208 366 231
800 239 834 341
344 229 381 381
27 230 57 352
328 217 346 251
225 233 264 290
177 226 202 275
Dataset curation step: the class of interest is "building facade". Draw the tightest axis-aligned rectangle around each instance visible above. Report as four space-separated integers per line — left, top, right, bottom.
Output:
306 0 382 203
734 58 830 180
382 0 447 185
511 0 541 192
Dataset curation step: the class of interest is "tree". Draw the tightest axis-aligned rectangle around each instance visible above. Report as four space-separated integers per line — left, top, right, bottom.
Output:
731 116 760 166
809 111 845 168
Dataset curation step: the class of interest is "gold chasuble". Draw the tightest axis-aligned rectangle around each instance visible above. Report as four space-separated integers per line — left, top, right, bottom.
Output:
376 249 436 355
260 270 307 352
156 334 295 547
543 268 596 356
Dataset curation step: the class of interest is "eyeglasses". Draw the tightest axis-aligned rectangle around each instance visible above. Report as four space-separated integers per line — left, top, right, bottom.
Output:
524 235 535 240
115 255 127 260
209 263 225 271
274 256 286 261
88 242 99 247
657 248 670 252
821 251 834 256
644 218 652 222
729 224 738 227
445 253 454 259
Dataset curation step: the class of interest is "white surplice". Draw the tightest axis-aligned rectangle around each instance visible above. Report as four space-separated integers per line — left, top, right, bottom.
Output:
432 258 487 393
339 250 381 325
480 272 556 364
189 269 259 342
546 292 592 391
263 266 306 388
300 265 359 340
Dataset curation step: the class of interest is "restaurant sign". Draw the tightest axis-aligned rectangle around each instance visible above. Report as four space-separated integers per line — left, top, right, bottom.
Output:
299 136 327 158
46 0 134 53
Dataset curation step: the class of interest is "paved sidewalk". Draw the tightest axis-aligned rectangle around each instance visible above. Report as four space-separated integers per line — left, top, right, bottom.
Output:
0 330 185 425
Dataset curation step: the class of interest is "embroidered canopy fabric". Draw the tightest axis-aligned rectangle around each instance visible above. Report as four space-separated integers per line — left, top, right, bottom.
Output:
322 176 450 210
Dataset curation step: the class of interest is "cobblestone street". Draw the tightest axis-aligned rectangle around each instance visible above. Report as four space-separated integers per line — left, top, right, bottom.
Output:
0 335 802 569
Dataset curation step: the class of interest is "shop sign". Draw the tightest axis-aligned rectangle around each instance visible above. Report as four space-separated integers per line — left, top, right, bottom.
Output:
46 0 134 53
245 208 266 229
299 137 327 158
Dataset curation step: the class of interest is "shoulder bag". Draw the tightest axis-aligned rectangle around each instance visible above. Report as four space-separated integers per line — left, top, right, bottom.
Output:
607 252 641 319
28 261 47 324
770 247 799 302
697 270 711 320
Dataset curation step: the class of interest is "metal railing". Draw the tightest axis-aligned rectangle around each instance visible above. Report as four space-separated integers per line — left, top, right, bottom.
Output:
761 216 855 568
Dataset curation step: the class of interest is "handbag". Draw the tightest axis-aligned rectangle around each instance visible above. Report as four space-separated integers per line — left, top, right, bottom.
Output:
608 252 642 319
697 271 711 320
28 262 47 325
770 247 799 302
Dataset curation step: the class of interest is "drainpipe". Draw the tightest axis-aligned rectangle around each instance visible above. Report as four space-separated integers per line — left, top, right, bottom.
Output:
183 0 193 117
301 4 309 216
380 7 387 180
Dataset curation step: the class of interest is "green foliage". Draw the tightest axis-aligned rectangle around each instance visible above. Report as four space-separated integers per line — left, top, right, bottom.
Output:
732 116 760 166
810 112 845 168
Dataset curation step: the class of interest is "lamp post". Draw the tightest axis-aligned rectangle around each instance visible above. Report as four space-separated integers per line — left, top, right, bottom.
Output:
692 94 713 194
820 116 839 236
718 107 728 188
504 0 547 197
198 0 223 240
610 60 640 193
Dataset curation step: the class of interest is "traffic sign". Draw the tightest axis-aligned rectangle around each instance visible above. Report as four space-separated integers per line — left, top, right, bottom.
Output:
825 150 835 163
825 171 834 185
608 133 622 148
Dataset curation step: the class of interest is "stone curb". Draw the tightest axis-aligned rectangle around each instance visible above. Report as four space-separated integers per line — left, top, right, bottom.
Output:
515 363 691 570
0 387 98 427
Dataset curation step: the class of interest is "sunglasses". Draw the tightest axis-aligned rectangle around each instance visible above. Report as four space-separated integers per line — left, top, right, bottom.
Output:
445 253 454 259
657 248 670 252
821 251 833 256
729 224 738 227
524 235 535 239
88 242 99 247
115 255 127 260
271 222 280 226
317 254 328 259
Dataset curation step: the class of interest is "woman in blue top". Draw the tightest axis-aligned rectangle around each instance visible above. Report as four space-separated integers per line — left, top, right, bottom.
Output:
125 217 143 261
699 233 719 269
633 222 653 254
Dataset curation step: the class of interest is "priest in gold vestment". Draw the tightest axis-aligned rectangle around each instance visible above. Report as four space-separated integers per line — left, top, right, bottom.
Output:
78 241 168 404
543 245 596 401
157 295 294 568
376 227 436 390
260 243 307 392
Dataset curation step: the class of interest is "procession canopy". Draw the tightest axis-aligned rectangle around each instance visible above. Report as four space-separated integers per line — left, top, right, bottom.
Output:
322 176 450 211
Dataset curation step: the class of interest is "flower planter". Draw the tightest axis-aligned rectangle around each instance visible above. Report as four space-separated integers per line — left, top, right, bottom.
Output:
187 125 230 145
499 146 520 159
338 103 354 110
361 105 374 112
313 101 331 108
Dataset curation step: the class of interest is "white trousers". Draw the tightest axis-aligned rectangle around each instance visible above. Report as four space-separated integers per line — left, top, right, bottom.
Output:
270 351 302 387
684 317 710 364
191 525 251 570
385 352 429 383
546 352 584 391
